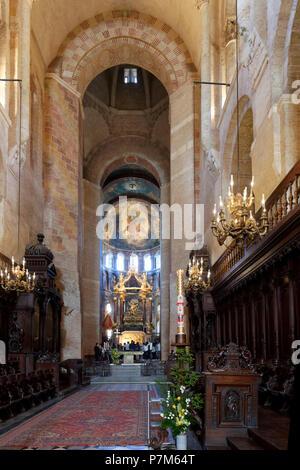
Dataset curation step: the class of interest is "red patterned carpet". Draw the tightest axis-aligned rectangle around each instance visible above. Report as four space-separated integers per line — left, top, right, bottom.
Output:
0 390 148 448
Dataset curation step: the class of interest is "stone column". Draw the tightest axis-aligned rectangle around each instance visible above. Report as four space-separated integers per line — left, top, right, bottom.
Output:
43 74 82 360
149 297 153 324
82 179 101 357
120 298 124 328
278 96 300 175
113 297 118 323
160 182 170 361
142 298 146 326
169 78 196 349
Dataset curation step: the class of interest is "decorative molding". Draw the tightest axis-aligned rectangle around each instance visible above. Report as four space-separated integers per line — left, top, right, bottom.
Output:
206 148 220 180
241 28 269 91
225 17 237 45
0 102 11 128
45 73 81 99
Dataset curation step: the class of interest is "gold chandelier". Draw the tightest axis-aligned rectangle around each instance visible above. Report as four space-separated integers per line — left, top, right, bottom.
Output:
185 256 211 293
211 2 269 247
0 257 36 294
211 175 269 247
0 79 36 294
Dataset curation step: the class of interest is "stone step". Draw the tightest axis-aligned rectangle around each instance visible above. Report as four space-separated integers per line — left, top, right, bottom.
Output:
150 410 162 416
151 422 161 428
248 428 288 451
227 437 265 451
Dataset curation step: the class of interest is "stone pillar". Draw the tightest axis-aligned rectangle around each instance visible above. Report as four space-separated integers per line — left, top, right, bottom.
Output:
160 182 170 361
278 96 300 175
149 297 153 324
169 79 196 349
120 298 124 327
142 298 146 325
82 179 101 357
43 74 82 360
113 297 117 323
200 1 211 153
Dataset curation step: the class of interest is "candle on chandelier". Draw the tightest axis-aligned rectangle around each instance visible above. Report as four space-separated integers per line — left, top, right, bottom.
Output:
262 194 266 210
213 203 217 217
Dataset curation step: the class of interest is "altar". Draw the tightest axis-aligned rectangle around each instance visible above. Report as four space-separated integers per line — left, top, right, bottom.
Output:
118 330 148 346
123 351 144 364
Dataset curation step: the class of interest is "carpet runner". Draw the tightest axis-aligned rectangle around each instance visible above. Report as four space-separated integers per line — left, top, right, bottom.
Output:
0 390 148 448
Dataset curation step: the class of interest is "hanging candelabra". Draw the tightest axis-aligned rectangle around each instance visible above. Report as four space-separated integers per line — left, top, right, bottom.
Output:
185 256 211 293
0 79 36 294
211 175 269 247
0 257 35 293
211 0 268 247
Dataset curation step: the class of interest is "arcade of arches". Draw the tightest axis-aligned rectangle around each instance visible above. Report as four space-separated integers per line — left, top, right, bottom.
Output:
0 0 299 451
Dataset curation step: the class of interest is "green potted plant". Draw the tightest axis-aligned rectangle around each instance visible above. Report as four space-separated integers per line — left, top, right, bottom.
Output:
159 348 204 450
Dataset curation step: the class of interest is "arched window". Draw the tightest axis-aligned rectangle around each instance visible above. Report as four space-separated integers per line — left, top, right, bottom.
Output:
105 252 113 269
155 252 161 270
116 252 124 271
144 254 152 272
129 253 139 272
124 68 138 84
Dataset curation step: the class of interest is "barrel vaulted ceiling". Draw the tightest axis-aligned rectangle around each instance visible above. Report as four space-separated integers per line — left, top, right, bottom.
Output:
31 0 205 71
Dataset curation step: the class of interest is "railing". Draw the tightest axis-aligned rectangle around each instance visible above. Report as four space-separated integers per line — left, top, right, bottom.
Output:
213 162 300 284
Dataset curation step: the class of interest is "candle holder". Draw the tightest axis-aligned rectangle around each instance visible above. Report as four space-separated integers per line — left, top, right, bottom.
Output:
175 269 187 345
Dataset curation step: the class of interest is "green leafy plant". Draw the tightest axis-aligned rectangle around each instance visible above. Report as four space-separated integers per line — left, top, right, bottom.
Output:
111 348 120 365
160 348 204 436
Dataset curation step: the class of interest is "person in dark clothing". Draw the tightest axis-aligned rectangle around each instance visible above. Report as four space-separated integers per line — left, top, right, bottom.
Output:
94 343 101 362
288 363 300 450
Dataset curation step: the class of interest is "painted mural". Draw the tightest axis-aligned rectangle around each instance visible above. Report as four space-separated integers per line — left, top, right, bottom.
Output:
102 198 160 251
103 177 160 204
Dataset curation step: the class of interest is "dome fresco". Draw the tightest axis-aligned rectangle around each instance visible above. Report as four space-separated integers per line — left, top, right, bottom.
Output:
103 177 160 204
102 198 160 252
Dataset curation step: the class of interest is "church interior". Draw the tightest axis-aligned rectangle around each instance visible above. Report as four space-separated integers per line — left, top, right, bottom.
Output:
0 0 299 452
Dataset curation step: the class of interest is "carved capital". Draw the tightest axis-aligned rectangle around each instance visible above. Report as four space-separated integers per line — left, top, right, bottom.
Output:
194 0 209 10
225 16 237 45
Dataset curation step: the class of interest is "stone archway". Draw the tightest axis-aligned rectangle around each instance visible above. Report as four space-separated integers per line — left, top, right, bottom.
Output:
43 10 198 360
86 137 169 187
50 10 196 95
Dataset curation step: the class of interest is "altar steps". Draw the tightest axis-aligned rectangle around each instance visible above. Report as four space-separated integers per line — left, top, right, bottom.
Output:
91 363 167 384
